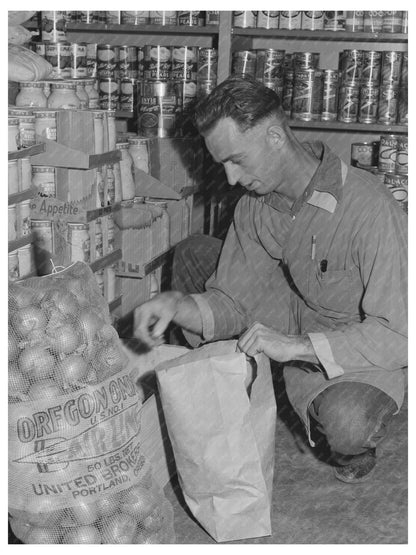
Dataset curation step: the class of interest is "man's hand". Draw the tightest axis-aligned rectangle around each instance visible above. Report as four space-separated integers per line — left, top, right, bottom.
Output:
133 291 184 348
237 322 318 363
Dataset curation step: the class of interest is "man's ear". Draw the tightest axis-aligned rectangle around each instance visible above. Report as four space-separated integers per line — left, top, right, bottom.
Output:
266 125 285 149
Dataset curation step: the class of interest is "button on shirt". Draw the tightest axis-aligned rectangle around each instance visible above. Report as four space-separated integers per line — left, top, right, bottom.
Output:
189 142 407 418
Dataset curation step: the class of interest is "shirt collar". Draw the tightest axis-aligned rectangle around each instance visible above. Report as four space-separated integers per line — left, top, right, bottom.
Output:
262 142 344 215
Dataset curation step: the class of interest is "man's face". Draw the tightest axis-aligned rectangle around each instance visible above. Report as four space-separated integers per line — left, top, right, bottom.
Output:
203 117 280 195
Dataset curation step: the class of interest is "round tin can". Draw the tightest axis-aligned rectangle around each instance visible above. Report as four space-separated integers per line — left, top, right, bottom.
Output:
137 47 145 79
256 49 285 81
293 51 318 70
31 219 54 254
301 11 324 30
361 50 382 84
400 52 408 86
34 109 57 141
32 166 56 197
233 11 257 28
345 11 364 32
382 11 403 33
172 46 198 81
197 48 218 81
144 45 172 81
119 45 138 79
8 251 19 281
119 78 138 112
8 117 19 151
97 44 118 78
196 79 217 98
99 78 120 110
35 42 46 58
120 11 149 25
263 79 284 97
8 205 17 241
18 116 36 149
363 11 384 32
358 85 379 123
378 134 399 172
339 49 363 85
138 82 177 138
95 219 104 260
107 214 115 252
45 41 72 79
178 11 204 26
292 69 323 121
395 135 408 175
377 85 399 124
8 160 19 195
257 11 279 29
107 11 121 24
41 11 67 42
282 69 295 115
70 42 87 78
338 85 360 123
20 158 32 191
86 43 97 77
398 87 408 125
351 141 379 167
67 223 90 263
17 200 31 237
94 270 105 296
232 50 257 77
321 69 339 121
384 173 408 212
279 11 301 30
381 50 403 85
149 11 177 25
324 11 346 31
18 244 33 278
206 11 220 25
401 11 408 33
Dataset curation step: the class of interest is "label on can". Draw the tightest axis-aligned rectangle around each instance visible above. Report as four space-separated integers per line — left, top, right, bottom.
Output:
377 86 399 124
197 48 218 80
292 69 323 121
381 51 403 85
172 47 197 81
280 11 301 29
364 11 384 32
138 95 177 138
97 45 118 78
32 166 56 197
378 134 399 172
119 46 138 79
149 11 177 25
119 79 137 111
384 173 408 212
70 43 87 78
67 223 90 263
196 80 217 98
18 117 36 148
121 11 149 25
86 43 97 77
41 11 67 42
206 11 220 25
324 11 346 31
382 11 403 33
340 49 363 85
31 219 53 254
301 11 324 30
338 85 360 123
361 51 382 84
395 135 408 175
351 142 379 167
233 11 257 28
99 79 120 110
8 160 19 195
345 11 364 32
45 42 72 79
256 49 285 81
144 46 172 80
178 11 203 26
358 85 379 123
293 51 318 70
398 87 408 125
232 50 257 77
321 70 339 121
257 11 279 29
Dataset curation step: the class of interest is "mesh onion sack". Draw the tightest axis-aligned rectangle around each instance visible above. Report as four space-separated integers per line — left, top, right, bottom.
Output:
8 262 175 544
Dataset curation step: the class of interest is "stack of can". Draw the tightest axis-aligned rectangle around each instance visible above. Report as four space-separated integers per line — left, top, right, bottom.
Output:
255 49 286 96
290 52 322 121
197 48 218 98
378 50 405 124
377 133 408 212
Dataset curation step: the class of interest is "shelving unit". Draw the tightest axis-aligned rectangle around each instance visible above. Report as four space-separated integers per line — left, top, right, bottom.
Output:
8 233 34 254
8 143 45 160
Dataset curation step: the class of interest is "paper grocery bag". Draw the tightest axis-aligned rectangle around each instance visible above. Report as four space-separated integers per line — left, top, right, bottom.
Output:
155 340 276 542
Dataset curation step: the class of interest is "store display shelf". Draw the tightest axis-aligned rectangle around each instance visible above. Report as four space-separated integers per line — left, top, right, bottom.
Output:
231 28 408 43
30 139 121 169
90 249 122 273
288 120 408 134
116 246 175 278
109 295 122 312
8 234 34 253
8 143 45 160
66 23 219 35
8 187 36 206
30 197 117 224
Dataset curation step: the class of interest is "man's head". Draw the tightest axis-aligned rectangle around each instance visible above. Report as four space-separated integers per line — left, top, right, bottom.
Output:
194 76 293 196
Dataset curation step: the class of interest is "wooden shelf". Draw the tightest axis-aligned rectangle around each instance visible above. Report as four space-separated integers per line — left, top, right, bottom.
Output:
8 188 36 206
90 249 122 273
288 120 408 134
8 143 45 160
109 295 122 312
232 28 408 43
30 139 121 169
8 233 34 253
67 23 219 35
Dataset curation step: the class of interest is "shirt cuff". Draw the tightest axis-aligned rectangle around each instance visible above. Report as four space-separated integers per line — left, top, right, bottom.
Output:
188 293 216 342
307 332 345 379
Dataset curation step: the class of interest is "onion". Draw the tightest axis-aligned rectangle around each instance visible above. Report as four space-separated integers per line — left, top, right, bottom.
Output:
78 310 104 343
98 323 118 342
61 525 101 544
42 288 79 318
95 343 127 379
96 493 121 518
8 334 19 361
55 355 89 388
28 379 62 400
48 323 81 355
8 365 29 398
119 486 158 519
13 499 65 527
136 531 162 544
100 513 137 544
65 501 99 526
18 346 56 381
9 286 42 309
65 278 91 307
11 306 47 338
142 506 164 533
24 526 61 544
9 517 32 543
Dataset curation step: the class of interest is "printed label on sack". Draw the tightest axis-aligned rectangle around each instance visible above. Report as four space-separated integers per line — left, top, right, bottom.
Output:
9 371 145 511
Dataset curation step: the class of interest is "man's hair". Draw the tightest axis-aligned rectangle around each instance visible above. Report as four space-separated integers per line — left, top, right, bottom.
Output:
194 75 284 134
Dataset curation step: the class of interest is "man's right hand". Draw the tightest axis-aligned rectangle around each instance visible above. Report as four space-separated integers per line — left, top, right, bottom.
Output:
133 291 184 348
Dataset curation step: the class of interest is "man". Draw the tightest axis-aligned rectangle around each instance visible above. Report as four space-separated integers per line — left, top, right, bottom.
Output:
134 76 407 483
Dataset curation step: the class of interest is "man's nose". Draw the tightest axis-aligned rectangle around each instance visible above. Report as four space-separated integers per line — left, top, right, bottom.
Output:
224 162 240 186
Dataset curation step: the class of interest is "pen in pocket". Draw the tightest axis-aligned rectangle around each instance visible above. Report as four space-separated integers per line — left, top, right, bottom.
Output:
311 235 316 260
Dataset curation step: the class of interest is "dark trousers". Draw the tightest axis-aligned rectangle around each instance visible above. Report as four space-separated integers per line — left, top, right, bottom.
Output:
171 234 396 461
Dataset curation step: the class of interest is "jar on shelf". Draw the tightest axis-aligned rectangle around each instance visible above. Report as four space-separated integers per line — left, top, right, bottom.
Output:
17 200 32 238
20 158 32 191
95 218 104 260
73 79 89 108
128 137 149 173
8 160 19 195
32 166 56 197
34 109 57 141
8 117 19 151
146 199 170 251
8 251 19 282
116 142 135 200
84 78 100 108
18 115 36 149
67 223 90 263
47 81 81 109
16 82 48 108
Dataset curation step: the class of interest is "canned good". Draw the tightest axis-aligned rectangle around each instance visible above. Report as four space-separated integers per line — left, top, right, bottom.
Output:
91 111 104 154
339 49 363 85
86 43 97 77
263 79 284 98
206 11 220 25
107 214 115 252
400 52 408 86
8 117 19 151
99 78 120 110
70 42 87 78
395 135 408 175
80 11 106 23
351 142 379 167
381 50 403 85
31 219 54 254
282 69 295 115
97 44 119 78
35 42 46 58
8 160 19 195
20 158 32 191
144 45 172 80
345 11 364 32
120 11 149 25
363 11 384 33
232 50 257 78
398 87 408 125
358 85 379 123
149 11 177 25
256 49 285 81
338 85 360 123
301 11 324 30
119 78 138 112
8 251 19 281
178 11 204 26
382 11 403 33
324 11 346 31
143 80 173 97
377 85 399 124
106 165 116 205
138 92 177 138
321 69 339 121
279 11 301 29
67 223 90 263
137 47 145 79
292 69 323 121
233 11 257 28
119 45 138 79
172 46 197 81
378 134 399 172
106 265 116 302
45 41 72 79
18 116 36 149
401 11 408 33
196 79 217 98
34 109 57 141
17 200 31 237
95 219 104 260
293 51 318 70
18 245 33 278
360 50 382 84
107 11 121 24
257 11 279 29
41 11 67 42
94 270 105 296
8 204 17 241
197 48 218 81
384 173 408 212
32 166 56 197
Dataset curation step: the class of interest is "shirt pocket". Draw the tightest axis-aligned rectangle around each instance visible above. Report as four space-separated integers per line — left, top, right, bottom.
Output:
309 267 355 315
